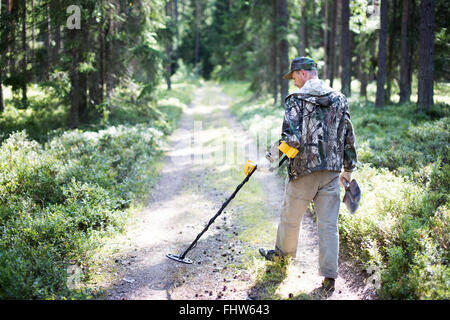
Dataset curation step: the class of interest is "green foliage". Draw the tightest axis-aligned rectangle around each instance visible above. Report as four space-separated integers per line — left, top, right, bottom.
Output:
0 127 152 299
331 97 449 299
0 87 69 143
351 101 449 180
0 80 190 299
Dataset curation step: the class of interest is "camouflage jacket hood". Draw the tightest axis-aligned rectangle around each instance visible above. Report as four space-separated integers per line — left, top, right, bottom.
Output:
297 78 334 96
281 79 357 180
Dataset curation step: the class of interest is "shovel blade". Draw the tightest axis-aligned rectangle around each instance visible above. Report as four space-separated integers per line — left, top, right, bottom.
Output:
343 179 361 214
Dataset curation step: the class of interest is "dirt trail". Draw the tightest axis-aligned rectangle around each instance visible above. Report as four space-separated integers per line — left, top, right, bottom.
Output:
105 83 376 300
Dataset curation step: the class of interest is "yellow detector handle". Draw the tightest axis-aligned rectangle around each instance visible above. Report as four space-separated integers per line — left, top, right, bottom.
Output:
278 141 299 159
244 160 257 176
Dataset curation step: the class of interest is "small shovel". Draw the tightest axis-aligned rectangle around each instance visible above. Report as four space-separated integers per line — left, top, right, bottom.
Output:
342 178 361 214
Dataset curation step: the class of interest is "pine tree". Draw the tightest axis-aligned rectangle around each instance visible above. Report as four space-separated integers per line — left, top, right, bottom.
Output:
340 0 351 96
376 0 388 108
399 0 411 103
329 0 338 87
278 0 289 104
417 0 436 110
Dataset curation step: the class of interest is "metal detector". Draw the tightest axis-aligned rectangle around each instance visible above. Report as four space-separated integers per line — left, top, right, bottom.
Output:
166 142 298 264
166 160 257 264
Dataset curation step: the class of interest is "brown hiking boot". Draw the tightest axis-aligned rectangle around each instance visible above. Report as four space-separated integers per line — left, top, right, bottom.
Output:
322 277 335 292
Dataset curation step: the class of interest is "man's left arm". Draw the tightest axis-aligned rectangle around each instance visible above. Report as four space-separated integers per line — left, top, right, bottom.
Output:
281 96 302 150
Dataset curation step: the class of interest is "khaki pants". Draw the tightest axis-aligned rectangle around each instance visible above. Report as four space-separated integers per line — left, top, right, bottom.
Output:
275 170 341 279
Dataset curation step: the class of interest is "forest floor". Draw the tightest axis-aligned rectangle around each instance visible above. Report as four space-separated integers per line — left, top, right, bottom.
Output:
99 83 377 300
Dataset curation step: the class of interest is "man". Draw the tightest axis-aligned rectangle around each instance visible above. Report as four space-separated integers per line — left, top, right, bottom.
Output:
259 57 357 292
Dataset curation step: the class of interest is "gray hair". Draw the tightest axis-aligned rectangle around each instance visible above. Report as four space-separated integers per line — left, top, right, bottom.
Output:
305 68 317 77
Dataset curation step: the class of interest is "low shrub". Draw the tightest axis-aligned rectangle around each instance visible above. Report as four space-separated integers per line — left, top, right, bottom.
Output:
0 126 161 298
0 82 190 299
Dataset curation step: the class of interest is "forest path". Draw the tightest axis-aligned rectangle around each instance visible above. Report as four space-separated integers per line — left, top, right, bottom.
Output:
104 83 376 300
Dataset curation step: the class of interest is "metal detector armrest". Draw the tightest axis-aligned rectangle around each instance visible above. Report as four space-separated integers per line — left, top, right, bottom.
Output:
278 141 299 167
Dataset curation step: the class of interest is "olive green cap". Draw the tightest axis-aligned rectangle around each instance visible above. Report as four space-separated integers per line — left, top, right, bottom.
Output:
283 57 318 79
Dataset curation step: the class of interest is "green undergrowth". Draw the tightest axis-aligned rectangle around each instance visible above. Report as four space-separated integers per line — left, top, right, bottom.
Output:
221 80 450 300
0 81 195 299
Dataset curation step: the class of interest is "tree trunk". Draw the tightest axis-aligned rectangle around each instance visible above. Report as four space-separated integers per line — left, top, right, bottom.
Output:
89 41 103 119
271 0 278 105
360 71 368 98
406 0 416 98
386 0 399 104
174 0 180 62
336 0 342 79
194 0 200 68
79 71 88 122
417 0 435 110
329 0 338 87
8 0 15 76
323 0 329 79
278 0 289 104
375 0 388 108
165 0 173 90
100 22 105 103
340 0 350 96
31 0 35 62
369 36 377 82
69 30 80 129
299 0 307 56
66 11 86 129
105 15 112 98
70 68 80 129
46 1 52 77
21 0 27 105
88 69 101 114
0 68 4 113
1 0 5 112
399 0 411 103
54 26 61 57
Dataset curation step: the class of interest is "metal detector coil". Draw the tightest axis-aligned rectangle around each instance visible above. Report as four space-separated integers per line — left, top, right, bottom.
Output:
166 253 193 264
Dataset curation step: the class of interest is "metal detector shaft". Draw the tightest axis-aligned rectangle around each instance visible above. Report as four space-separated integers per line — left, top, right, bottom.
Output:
278 155 287 167
174 165 258 261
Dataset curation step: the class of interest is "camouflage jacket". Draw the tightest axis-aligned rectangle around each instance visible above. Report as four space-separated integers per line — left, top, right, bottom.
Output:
281 79 357 181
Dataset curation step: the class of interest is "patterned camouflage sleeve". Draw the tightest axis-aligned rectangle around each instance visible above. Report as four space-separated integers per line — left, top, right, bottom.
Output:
342 97 357 172
281 96 302 150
